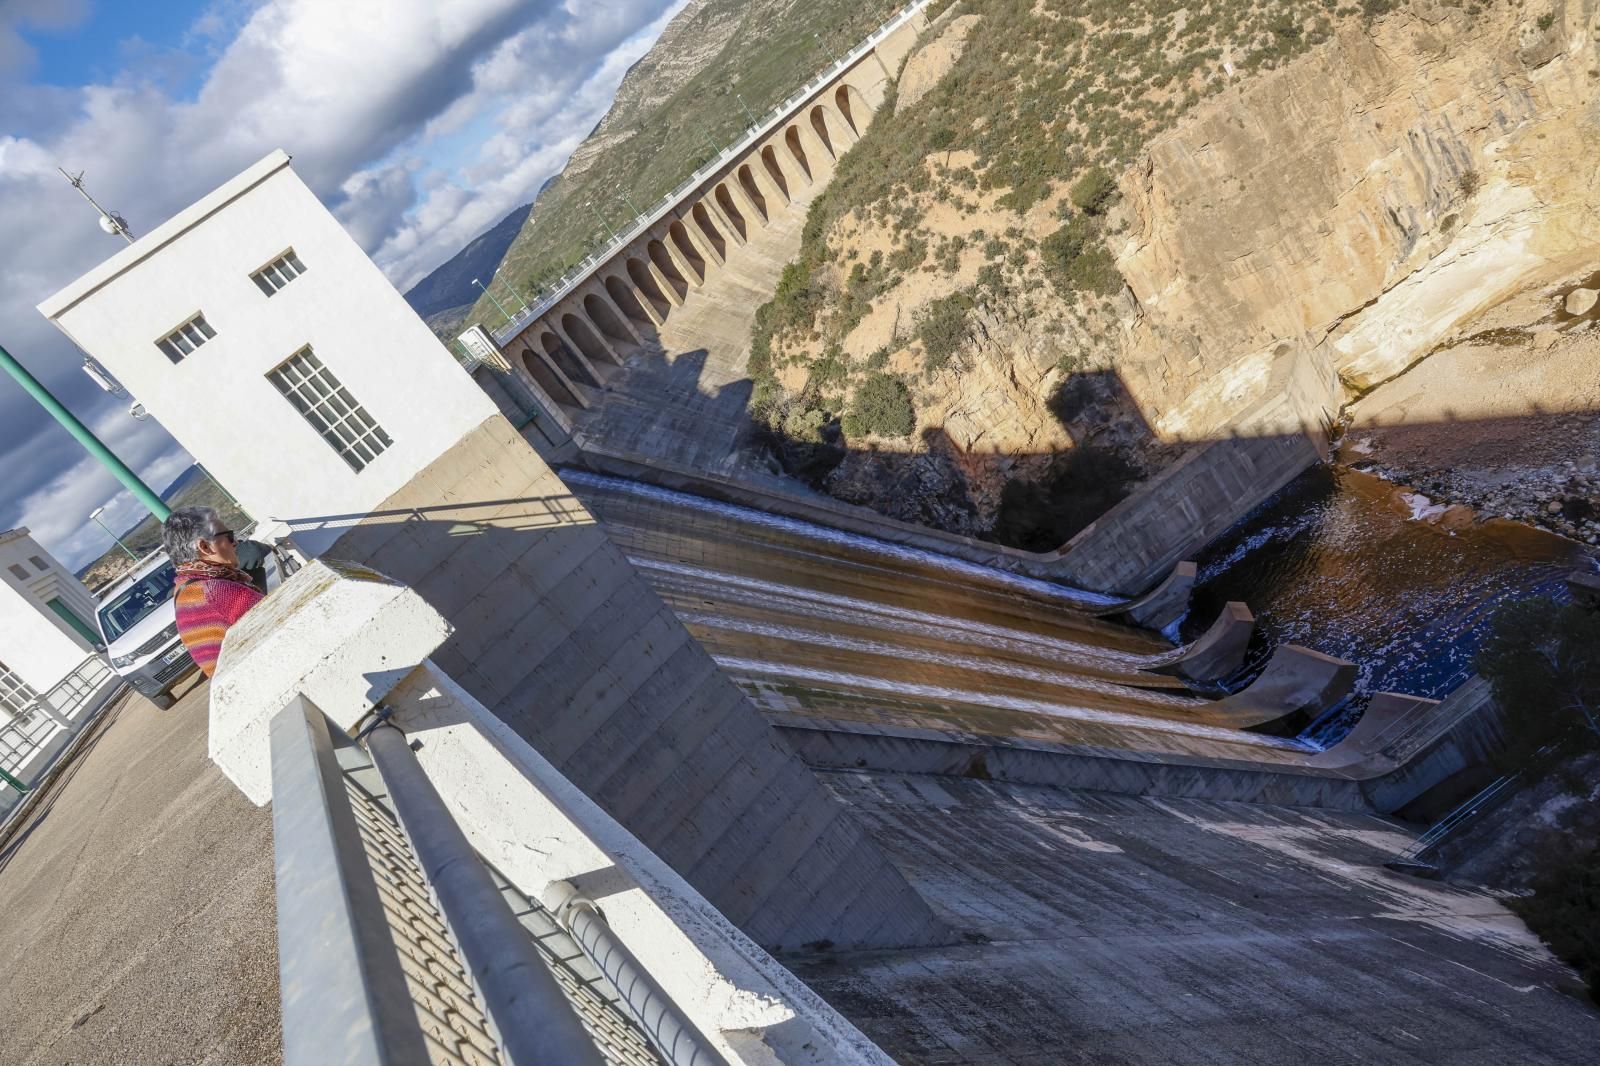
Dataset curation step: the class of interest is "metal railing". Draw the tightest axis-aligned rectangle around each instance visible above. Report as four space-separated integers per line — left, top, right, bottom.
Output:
270 695 724 1066
1386 773 1521 873
0 656 121 791
489 0 933 347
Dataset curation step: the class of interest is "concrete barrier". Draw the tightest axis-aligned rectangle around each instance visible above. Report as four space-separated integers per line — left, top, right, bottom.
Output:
1150 602 1254 684
1567 569 1600 610
1208 645 1357 731
1086 561 1196 633
1309 691 1439 768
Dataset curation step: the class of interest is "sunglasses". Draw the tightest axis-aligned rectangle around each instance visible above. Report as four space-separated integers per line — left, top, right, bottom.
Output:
211 529 236 543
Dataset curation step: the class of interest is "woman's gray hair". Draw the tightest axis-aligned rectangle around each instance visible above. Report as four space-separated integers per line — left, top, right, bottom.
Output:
162 506 224 565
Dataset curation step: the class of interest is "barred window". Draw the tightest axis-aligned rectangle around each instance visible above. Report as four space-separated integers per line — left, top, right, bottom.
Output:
157 313 215 363
251 249 308 296
267 348 392 471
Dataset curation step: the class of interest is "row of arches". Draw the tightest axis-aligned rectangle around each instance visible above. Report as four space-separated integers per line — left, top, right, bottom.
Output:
506 84 874 416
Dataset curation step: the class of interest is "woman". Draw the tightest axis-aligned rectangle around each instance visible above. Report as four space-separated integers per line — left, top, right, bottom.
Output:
162 506 264 678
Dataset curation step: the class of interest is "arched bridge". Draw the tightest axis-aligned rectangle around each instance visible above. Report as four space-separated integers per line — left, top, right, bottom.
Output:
464 0 933 428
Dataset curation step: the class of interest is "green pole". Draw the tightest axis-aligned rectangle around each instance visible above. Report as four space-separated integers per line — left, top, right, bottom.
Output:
0 342 169 520
0 766 28 795
470 275 508 321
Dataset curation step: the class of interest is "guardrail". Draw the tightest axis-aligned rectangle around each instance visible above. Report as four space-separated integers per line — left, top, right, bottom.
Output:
490 0 932 347
1385 773 1521 874
0 656 121 793
271 693 724 1066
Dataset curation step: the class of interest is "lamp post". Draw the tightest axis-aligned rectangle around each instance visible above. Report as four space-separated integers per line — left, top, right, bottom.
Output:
472 277 514 325
0 341 169 521
616 188 643 220
495 273 530 313
698 126 720 159
588 201 618 241
735 92 758 129
89 507 137 562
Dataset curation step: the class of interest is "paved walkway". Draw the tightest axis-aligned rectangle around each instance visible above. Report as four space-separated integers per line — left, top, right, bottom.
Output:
0 680 280 1064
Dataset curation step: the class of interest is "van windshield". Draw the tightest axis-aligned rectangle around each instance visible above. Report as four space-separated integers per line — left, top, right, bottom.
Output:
98 562 177 642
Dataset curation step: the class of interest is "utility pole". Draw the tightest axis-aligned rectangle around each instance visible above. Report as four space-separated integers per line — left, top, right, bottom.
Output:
0 342 169 520
472 278 513 325
58 168 134 243
89 507 137 561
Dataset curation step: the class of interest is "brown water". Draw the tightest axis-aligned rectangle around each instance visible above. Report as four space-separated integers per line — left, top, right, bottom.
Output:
1184 463 1593 742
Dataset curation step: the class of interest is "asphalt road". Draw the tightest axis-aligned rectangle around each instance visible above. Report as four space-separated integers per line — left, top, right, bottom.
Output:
0 679 281 1064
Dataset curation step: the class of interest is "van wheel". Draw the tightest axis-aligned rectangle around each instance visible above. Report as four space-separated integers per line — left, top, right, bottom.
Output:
149 692 176 710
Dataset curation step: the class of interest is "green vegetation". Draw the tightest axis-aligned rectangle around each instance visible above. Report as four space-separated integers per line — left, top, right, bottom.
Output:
467 0 904 328
916 290 974 374
1475 596 1600 772
843 372 916 438
1040 217 1121 296
1508 842 1600 1006
1069 167 1118 216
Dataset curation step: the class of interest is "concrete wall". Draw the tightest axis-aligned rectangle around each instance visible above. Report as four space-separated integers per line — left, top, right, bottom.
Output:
323 415 946 953
39 151 498 558
0 528 98 694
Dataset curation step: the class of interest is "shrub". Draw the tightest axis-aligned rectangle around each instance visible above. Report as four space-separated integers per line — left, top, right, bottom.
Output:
1475 596 1600 771
843 372 916 438
1041 218 1122 296
1069 167 1118 215
1537 12 1556 31
1459 170 1482 198
916 291 974 374
1508 842 1600 1005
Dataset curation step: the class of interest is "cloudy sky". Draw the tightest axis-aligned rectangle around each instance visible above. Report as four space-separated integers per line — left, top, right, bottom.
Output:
0 0 685 569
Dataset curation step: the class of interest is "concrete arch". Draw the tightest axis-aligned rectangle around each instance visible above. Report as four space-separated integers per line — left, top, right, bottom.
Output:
647 239 690 301
809 105 838 158
714 184 748 241
784 125 812 182
561 312 620 368
605 273 657 327
518 345 582 410
584 292 640 349
626 257 671 318
667 219 706 283
760 145 791 202
737 165 769 222
540 330 598 387
690 201 727 262
834 83 869 136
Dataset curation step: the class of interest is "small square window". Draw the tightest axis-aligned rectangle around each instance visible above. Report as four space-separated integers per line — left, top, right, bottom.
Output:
157 313 215 364
252 250 308 296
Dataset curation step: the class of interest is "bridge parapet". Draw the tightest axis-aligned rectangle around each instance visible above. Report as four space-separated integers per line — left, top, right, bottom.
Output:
216 558 895 1066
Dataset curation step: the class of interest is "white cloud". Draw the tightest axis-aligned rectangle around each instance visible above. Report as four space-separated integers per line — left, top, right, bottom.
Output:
0 0 684 567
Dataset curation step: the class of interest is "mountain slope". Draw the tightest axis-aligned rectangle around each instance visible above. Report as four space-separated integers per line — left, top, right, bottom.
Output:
463 0 905 331
403 200 534 337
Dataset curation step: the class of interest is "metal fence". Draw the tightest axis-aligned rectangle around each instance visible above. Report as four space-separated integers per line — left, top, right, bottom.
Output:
490 0 934 347
1386 773 1521 874
0 656 120 793
270 695 726 1066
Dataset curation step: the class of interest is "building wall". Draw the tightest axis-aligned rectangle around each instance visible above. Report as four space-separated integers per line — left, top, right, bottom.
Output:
40 151 497 558
0 529 98 696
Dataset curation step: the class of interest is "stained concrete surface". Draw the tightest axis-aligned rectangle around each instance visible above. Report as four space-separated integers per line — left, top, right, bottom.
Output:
790 772 1600 1065
0 680 280 1065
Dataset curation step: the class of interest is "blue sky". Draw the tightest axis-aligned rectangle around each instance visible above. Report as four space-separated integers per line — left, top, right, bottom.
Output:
0 0 686 570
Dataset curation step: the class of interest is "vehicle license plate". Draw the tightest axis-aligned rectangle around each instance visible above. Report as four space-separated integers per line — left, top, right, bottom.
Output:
164 646 187 664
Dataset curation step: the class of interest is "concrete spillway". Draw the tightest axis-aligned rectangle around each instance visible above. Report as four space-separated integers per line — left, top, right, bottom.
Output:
565 470 1324 761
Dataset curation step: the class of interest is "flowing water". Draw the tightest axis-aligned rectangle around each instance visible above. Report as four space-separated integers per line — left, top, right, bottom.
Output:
564 470 1319 766
567 457 1592 763
1184 463 1594 742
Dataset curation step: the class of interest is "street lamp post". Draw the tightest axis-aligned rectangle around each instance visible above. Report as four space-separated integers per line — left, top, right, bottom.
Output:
472 277 514 325
588 201 618 241
735 92 758 128
89 507 137 562
698 127 720 159
0 341 169 521
617 189 643 220
496 273 529 313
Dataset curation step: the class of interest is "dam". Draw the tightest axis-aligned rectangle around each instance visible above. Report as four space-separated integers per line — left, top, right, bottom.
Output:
14 8 1599 1059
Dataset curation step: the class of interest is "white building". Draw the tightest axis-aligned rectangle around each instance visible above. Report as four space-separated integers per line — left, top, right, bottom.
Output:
0 527 100 716
38 149 496 558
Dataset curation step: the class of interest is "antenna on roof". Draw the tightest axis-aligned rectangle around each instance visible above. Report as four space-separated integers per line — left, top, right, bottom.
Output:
57 167 135 243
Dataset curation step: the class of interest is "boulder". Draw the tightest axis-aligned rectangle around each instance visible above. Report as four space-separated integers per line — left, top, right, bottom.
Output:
1565 287 1599 317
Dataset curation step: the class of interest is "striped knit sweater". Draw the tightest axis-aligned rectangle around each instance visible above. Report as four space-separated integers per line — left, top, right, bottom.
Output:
173 567 264 678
